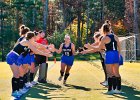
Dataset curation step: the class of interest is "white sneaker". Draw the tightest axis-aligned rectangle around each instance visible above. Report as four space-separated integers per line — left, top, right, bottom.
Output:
113 89 124 94
25 83 30 88
31 81 38 85
22 87 29 92
105 90 114 95
25 82 33 88
19 88 28 94
100 81 108 86
12 90 22 98
58 76 63 81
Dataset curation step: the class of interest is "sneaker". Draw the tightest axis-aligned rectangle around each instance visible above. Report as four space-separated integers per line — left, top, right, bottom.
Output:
22 87 29 92
19 89 25 94
113 89 124 94
100 81 108 87
12 90 22 98
105 90 114 95
19 88 28 94
31 81 38 85
63 80 66 85
23 85 30 89
58 76 63 81
25 82 33 88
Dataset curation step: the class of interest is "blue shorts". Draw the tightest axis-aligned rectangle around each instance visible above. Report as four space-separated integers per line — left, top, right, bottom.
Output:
30 54 35 63
105 51 119 64
6 51 21 66
22 54 35 65
61 55 74 66
119 55 123 66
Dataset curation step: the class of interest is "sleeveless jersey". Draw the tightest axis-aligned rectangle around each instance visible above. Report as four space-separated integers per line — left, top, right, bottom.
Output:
62 43 73 56
13 43 29 56
105 34 117 51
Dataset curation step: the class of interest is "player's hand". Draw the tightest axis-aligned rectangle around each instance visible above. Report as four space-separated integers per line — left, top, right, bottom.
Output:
45 49 51 53
81 50 88 54
48 44 55 52
84 43 90 49
46 53 53 57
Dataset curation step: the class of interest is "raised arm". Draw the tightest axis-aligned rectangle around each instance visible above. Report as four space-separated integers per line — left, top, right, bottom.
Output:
32 42 55 52
71 43 76 55
33 41 48 49
55 43 63 54
25 41 52 57
82 37 106 54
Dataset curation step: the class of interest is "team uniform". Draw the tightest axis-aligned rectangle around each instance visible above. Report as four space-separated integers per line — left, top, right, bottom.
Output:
6 43 30 98
6 43 29 66
105 34 122 94
17 37 35 87
58 42 74 84
61 43 74 66
14 36 35 66
105 34 119 64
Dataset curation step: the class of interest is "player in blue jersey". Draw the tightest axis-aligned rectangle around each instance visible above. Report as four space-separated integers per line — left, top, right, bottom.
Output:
81 23 123 94
6 31 53 98
55 34 75 84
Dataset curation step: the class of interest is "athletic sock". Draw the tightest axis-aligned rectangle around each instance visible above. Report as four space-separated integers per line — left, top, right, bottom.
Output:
112 76 117 90
24 73 28 84
30 73 34 82
108 77 113 91
19 77 24 89
60 71 64 76
64 73 70 81
116 77 121 90
12 77 19 92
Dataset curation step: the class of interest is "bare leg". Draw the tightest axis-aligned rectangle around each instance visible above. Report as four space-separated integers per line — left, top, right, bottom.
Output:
10 64 19 78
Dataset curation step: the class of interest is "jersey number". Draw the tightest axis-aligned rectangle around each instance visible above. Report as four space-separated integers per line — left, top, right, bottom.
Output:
65 52 70 56
113 42 116 50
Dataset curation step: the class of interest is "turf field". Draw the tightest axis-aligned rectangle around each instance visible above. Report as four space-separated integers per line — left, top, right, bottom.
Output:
0 61 140 100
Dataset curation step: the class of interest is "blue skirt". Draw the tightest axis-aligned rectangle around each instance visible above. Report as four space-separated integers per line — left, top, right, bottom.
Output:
19 53 35 65
61 55 74 66
6 51 21 66
105 51 119 64
119 55 123 66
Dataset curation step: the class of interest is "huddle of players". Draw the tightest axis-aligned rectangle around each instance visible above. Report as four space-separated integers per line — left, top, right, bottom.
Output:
79 20 123 94
6 25 55 98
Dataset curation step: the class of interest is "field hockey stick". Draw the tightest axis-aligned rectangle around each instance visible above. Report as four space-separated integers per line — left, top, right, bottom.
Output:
34 61 56 81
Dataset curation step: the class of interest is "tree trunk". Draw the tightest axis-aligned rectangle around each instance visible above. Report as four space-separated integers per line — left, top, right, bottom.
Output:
86 1 90 43
43 0 48 33
77 10 81 47
81 13 84 44
101 0 104 24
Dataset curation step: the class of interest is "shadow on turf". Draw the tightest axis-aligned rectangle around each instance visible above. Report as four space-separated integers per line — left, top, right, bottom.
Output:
64 84 91 91
107 85 140 100
20 82 70 100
